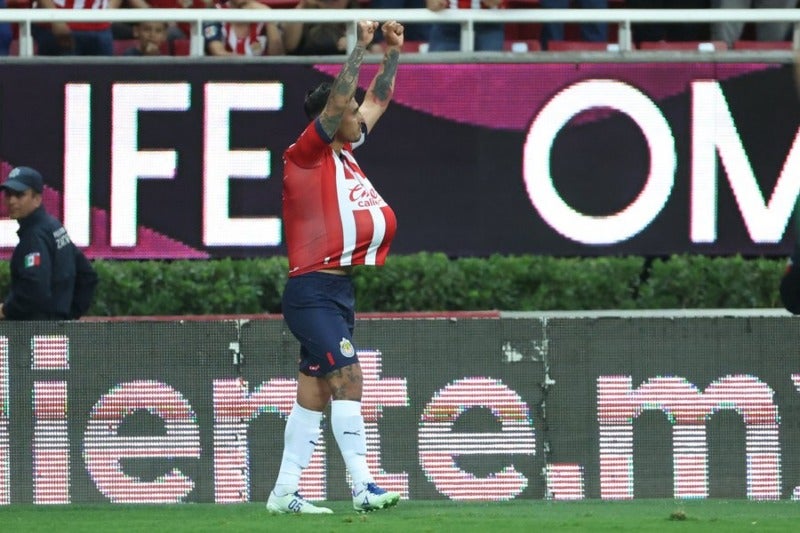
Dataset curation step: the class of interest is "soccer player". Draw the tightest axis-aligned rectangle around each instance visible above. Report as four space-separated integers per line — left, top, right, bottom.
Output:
266 20 404 514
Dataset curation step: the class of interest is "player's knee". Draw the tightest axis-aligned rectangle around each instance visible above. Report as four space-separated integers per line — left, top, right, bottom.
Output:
326 364 363 400
331 381 363 401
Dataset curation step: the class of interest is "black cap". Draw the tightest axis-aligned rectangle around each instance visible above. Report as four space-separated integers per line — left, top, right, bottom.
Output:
1 166 44 193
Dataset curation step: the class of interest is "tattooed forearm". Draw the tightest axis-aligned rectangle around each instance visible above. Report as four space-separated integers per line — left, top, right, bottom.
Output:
319 44 367 138
319 112 342 140
334 44 366 97
370 48 399 104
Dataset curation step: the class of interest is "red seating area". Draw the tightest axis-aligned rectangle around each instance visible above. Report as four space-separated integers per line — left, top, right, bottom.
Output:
638 40 728 51
400 40 428 53
732 40 794 50
503 39 541 53
546 40 619 52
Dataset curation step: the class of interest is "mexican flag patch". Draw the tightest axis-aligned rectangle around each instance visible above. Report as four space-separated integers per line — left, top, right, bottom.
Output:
24 252 41 268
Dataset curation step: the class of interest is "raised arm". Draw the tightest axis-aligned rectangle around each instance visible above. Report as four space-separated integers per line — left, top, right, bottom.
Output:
318 20 377 139
359 21 403 133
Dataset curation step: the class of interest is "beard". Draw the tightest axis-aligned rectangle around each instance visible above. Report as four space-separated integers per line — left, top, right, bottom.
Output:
335 126 361 144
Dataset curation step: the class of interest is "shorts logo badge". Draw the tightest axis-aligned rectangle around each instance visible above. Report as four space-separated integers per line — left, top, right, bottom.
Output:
339 338 355 358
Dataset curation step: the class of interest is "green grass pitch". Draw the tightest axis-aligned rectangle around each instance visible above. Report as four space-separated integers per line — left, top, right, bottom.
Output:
2 500 800 533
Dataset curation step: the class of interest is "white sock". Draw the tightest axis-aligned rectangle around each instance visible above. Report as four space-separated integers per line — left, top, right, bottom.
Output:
331 399 373 492
273 402 323 497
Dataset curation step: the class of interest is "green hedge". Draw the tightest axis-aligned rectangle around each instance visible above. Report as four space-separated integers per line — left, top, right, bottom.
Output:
0 253 787 316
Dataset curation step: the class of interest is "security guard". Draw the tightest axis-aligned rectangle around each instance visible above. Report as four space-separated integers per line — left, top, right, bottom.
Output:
0 166 97 320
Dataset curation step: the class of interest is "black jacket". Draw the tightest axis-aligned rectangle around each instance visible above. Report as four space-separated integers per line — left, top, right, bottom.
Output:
3 206 97 320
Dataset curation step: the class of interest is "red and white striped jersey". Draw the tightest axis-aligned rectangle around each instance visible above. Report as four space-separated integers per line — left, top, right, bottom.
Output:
203 4 267 56
50 0 111 31
453 0 506 8
283 120 397 277
221 21 266 55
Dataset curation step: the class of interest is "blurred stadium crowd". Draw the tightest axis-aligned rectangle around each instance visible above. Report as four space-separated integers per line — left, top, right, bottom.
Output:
0 0 797 57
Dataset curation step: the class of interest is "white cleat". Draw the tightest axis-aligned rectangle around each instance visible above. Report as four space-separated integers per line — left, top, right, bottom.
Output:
352 483 400 513
267 491 333 514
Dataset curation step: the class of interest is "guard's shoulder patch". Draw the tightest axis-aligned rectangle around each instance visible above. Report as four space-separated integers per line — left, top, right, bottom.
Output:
23 252 41 268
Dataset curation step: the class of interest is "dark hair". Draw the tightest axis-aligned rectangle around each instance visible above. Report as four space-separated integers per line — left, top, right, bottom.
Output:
303 82 331 120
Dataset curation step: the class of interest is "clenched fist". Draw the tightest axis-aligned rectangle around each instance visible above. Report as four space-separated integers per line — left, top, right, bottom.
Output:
357 20 379 47
382 21 405 48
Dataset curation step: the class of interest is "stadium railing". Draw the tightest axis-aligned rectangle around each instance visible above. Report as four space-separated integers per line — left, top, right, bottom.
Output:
0 8 799 57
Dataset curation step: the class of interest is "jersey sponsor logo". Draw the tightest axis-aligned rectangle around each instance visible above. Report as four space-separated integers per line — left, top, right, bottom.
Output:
339 338 355 358
348 183 383 208
24 252 41 268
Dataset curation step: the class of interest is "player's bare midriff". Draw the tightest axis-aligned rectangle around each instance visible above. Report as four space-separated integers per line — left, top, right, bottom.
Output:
318 267 352 276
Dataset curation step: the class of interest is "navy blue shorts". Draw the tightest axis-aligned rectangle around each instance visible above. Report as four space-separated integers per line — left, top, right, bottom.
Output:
282 272 359 377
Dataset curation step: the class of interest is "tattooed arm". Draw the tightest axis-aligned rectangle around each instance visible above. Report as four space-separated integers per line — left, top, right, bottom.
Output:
360 21 404 134
318 20 378 139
